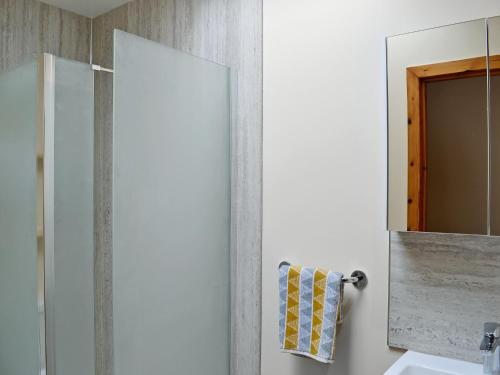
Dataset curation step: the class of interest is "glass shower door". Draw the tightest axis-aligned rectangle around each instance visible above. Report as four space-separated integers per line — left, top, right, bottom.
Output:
113 30 231 375
0 60 41 375
53 56 95 375
0 55 95 375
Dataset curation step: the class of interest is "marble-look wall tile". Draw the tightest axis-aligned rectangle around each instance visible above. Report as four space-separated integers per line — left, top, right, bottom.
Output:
92 2 262 375
389 231 500 362
91 10 127 375
0 0 90 73
92 71 114 375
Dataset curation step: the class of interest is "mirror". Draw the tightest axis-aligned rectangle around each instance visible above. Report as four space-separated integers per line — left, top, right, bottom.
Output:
489 16 500 235
387 19 490 234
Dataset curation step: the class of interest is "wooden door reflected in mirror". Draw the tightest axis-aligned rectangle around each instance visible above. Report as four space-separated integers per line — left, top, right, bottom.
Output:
406 57 497 233
387 18 488 234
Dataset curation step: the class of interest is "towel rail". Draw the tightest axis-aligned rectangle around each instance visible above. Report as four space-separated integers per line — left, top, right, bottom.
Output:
278 261 367 290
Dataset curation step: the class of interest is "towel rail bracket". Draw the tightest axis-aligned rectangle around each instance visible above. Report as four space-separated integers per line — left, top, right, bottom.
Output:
343 270 367 290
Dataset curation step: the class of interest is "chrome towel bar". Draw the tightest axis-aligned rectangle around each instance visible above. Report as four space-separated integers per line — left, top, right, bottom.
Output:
279 261 368 290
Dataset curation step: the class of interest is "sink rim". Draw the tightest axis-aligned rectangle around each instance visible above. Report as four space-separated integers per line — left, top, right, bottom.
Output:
384 350 483 375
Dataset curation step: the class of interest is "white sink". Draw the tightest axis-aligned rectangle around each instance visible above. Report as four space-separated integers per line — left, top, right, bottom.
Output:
384 351 483 375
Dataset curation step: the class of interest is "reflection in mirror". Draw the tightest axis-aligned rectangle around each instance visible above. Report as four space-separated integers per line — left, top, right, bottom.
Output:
387 19 488 234
488 16 500 235
426 76 488 234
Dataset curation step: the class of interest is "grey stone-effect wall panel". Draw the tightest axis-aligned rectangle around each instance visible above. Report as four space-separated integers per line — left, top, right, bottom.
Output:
0 0 90 73
389 231 500 363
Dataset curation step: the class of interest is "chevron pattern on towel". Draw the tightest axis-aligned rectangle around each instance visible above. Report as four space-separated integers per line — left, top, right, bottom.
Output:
284 265 301 349
278 263 343 364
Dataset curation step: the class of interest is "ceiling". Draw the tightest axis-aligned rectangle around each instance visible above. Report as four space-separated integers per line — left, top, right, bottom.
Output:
40 0 132 18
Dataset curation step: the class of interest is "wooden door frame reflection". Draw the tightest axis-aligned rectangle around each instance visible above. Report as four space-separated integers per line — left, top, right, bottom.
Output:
406 55 500 231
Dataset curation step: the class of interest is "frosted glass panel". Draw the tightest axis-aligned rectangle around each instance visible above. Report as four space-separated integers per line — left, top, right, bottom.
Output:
113 30 231 375
0 61 40 375
53 57 95 375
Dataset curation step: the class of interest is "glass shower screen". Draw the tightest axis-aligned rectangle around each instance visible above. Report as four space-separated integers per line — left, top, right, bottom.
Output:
0 60 40 375
0 55 94 375
113 30 231 375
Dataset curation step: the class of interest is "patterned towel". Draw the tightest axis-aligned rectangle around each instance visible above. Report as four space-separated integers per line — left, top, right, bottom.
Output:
279 263 344 363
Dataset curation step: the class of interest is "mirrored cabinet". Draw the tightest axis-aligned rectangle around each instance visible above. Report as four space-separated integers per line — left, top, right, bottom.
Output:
490 16 500 235
387 17 500 236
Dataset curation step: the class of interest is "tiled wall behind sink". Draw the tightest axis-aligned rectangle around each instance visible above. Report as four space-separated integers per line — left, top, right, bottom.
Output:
389 231 500 363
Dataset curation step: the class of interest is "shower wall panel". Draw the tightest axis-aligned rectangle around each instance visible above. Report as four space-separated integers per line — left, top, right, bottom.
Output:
113 30 231 375
0 0 90 74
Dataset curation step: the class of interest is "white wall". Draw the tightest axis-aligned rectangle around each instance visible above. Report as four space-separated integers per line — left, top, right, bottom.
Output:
262 1 500 375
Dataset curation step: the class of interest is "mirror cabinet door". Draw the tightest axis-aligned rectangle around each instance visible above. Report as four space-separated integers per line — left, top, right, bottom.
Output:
489 16 500 235
387 19 489 234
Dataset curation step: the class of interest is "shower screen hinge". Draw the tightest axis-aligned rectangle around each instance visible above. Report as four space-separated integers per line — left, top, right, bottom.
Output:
91 64 114 73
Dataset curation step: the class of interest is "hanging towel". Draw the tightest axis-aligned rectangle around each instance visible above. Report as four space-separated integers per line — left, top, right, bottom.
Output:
279 263 344 364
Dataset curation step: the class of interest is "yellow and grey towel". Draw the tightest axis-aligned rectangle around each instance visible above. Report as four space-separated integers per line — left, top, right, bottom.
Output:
279 263 343 363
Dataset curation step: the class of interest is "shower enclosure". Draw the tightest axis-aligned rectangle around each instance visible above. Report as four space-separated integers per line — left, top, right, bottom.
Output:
0 54 94 375
0 30 231 375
